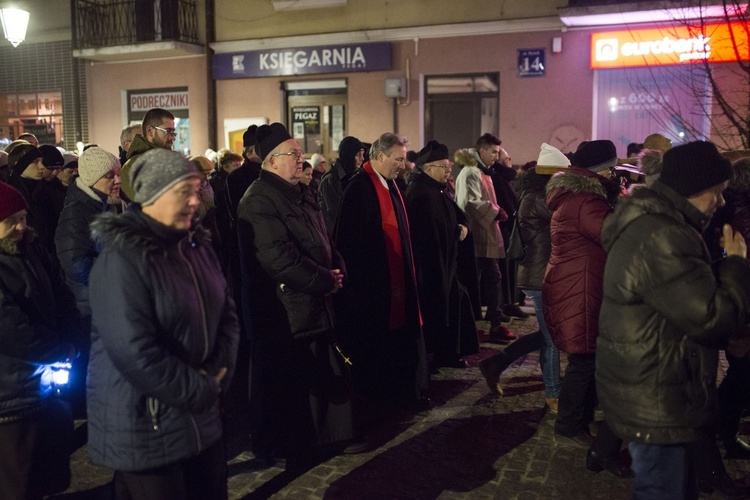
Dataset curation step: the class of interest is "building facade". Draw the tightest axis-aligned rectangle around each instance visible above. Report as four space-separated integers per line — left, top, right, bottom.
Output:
3 0 746 162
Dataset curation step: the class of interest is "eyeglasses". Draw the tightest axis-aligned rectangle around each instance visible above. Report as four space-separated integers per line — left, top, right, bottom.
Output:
427 163 451 171
153 126 177 137
271 150 304 161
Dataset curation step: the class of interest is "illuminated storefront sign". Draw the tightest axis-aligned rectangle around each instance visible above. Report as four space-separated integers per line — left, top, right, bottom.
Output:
213 42 392 79
591 21 749 69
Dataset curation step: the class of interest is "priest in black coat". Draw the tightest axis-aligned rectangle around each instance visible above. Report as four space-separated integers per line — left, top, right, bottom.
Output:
405 141 479 370
334 133 429 413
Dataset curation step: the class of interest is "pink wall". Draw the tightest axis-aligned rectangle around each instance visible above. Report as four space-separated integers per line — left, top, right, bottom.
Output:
213 30 594 164
86 56 208 156
85 30 595 164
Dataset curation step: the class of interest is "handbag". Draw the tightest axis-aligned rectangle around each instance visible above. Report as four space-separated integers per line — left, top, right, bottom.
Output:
506 212 526 261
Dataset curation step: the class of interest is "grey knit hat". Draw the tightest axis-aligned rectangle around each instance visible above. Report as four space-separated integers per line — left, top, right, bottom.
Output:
129 149 201 206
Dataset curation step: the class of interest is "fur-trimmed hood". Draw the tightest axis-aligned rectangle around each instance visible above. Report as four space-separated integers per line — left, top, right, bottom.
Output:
454 148 491 174
90 207 211 259
546 167 607 210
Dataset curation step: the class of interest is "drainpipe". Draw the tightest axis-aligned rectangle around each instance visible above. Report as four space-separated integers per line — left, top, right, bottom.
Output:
205 0 217 150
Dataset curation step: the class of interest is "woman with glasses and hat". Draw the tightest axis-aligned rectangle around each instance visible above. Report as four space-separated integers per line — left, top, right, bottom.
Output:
87 149 239 498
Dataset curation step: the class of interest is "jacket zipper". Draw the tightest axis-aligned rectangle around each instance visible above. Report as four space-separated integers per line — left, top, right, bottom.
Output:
178 238 210 362
177 237 207 453
148 397 159 430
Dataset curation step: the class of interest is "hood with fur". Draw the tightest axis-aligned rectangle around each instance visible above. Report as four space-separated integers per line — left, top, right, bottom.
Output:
546 167 607 209
90 209 210 260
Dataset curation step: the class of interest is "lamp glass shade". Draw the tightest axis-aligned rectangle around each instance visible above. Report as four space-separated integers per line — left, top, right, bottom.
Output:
1 8 30 47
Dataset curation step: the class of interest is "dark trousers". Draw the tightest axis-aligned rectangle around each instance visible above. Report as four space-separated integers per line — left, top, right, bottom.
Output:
118 439 228 500
717 352 750 443
498 256 517 307
555 352 597 437
0 399 72 500
687 431 728 483
589 420 622 458
477 257 503 326
483 330 543 373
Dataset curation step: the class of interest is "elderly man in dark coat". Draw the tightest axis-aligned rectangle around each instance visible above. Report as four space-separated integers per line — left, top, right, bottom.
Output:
237 123 354 468
405 140 478 370
334 133 429 415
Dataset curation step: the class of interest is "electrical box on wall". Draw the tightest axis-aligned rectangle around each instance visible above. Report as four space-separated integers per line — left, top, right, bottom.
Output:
385 78 406 98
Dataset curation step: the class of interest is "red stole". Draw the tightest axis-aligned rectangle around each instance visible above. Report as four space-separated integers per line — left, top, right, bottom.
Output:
363 161 406 331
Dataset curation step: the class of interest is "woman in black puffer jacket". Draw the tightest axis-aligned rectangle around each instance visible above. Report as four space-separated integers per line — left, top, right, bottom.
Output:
87 149 239 499
478 146 563 411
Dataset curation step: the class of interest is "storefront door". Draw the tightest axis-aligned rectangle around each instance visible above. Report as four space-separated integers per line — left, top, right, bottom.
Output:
424 73 499 155
286 88 348 162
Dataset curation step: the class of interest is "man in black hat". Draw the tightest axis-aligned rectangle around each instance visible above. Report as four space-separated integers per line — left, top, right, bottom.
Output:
317 135 365 234
597 140 750 498
223 126 262 337
34 145 68 256
405 140 477 370
236 123 355 466
226 125 262 223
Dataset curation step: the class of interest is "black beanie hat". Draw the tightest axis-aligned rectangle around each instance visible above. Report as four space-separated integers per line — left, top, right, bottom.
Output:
9 144 42 176
660 141 731 197
338 136 364 163
572 140 618 172
243 125 258 148
39 145 65 169
406 150 419 163
416 140 449 167
256 123 292 161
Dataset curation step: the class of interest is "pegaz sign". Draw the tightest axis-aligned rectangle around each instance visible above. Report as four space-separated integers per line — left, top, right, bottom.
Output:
591 21 750 69
213 42 391 79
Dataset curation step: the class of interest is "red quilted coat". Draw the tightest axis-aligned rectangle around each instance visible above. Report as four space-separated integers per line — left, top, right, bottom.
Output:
542 167 615 354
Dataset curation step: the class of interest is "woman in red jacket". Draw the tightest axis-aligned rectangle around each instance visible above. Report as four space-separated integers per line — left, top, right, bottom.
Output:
542 140 629 478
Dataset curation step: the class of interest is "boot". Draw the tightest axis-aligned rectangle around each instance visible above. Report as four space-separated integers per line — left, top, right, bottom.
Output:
478 355 506 396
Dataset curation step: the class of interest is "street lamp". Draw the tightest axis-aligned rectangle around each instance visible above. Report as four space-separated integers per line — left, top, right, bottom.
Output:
0 7 29 47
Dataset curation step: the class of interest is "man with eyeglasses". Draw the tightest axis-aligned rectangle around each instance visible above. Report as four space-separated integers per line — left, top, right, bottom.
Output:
120 108 176 202
236 123 355 468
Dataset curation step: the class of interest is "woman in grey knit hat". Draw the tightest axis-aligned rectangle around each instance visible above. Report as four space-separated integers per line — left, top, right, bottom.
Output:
87 148 240 499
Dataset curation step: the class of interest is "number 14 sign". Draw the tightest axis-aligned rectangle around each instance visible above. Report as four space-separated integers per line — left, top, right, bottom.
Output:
518 49 545 78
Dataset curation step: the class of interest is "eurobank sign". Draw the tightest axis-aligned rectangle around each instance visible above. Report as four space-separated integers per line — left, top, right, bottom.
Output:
213 42 391 79
591 21 749 69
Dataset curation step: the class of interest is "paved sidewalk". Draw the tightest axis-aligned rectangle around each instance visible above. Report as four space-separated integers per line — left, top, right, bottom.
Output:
55 310 749 499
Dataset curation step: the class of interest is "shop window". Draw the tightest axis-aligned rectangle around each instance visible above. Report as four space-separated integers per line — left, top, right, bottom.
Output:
0 91 64 149
594 66 710 154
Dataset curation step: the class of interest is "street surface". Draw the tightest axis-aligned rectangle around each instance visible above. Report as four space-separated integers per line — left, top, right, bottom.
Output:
55 310 749 499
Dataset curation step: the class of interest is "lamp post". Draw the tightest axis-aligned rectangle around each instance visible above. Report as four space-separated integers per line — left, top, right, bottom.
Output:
0 7 29 47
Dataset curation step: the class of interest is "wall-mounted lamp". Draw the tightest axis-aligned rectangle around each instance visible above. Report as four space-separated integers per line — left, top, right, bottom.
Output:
0 7 30 47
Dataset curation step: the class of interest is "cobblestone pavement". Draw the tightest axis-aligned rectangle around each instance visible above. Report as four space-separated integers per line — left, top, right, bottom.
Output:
56 309 750 500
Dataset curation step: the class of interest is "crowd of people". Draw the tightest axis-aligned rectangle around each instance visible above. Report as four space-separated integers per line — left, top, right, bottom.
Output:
1 107 750 499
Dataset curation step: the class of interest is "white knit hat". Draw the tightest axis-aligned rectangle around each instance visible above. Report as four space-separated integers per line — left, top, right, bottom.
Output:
78 147 119 186
535 143 570 175
310 153 326 169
